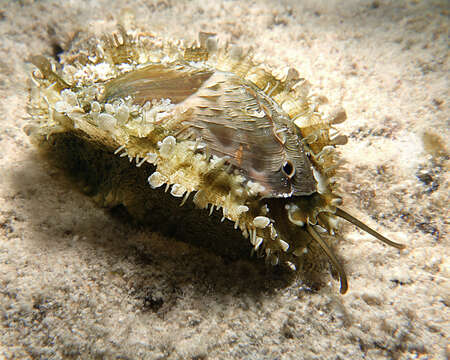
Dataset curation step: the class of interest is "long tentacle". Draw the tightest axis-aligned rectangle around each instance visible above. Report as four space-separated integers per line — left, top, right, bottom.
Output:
306 224 348 294
335 208 405 249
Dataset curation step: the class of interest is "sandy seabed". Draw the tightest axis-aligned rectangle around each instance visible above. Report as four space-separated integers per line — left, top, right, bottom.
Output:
0 0 448 359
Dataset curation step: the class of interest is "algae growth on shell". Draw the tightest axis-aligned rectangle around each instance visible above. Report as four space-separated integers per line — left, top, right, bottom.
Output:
26 28 404 293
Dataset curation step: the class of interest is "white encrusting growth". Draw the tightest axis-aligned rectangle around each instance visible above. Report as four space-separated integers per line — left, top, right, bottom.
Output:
143 98 175 123
53 90 81 115
253 216 270 229
105 103 115 114
158 135 176 156
54 101 71 113
278 239 290 252
246 181 266 196
146 152 158 163
91 101 101 113
97 113 117 133
170 183 187 197
236 205 249 215
116 104 129 123
189 141 206 152
148 171 166 189
61 89 78 106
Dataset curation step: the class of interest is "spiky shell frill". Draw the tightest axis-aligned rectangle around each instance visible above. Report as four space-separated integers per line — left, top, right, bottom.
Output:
27 28 403 293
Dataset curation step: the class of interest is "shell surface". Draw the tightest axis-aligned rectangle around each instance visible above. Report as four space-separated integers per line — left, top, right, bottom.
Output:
27 28 404 293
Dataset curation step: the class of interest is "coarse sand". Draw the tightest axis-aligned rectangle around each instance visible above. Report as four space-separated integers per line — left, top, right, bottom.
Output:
0 1 448 359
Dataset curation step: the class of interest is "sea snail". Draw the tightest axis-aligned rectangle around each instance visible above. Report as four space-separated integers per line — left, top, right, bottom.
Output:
27 29 405 294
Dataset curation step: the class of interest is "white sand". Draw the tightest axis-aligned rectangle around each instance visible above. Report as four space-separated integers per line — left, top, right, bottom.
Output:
0 0 448 359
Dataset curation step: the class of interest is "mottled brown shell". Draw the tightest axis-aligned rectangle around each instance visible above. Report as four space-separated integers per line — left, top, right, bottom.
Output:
104 63 316 197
